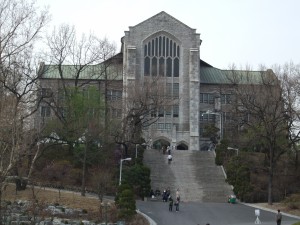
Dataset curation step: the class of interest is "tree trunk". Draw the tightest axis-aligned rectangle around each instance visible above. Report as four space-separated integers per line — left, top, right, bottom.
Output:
81 142 87 196
268 151 274 205
0 189 2 225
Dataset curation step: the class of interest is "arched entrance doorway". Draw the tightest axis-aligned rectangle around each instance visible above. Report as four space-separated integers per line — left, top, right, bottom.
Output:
177 143 188 150
153 139 170 150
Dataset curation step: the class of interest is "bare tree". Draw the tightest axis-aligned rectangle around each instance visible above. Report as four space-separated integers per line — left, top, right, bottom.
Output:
0 0 49 223
273 62 300 168
226 64 300 205
111 76 177 156
36 24 118 196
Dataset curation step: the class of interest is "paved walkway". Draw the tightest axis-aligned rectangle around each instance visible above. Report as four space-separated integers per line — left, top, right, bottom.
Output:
137 201 300 225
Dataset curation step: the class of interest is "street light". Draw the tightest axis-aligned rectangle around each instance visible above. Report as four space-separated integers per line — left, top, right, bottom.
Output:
119 158 132 185
202 110 223 140
135 143 147 158
227 147 239 156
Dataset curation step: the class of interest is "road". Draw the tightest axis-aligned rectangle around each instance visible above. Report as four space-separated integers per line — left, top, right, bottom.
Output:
137 200 300 225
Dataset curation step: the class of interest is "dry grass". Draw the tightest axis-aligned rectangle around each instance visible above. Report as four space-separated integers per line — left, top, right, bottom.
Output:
2 184 103 213
2 184 149 225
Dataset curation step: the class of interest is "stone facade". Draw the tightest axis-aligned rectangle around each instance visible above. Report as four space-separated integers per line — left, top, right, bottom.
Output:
123 11 201 150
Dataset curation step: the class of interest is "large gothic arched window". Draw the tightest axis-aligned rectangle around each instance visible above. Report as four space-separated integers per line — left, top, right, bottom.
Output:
144 35 180 77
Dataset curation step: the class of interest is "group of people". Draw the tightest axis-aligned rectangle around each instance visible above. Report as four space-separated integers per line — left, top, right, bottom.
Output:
162 187 171 201
168 188 180 212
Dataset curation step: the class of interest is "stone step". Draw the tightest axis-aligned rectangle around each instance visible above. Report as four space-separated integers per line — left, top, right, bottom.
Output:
143 149 233 202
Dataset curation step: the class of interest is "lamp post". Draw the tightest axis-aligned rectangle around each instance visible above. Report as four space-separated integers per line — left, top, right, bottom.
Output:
227 147 239 156
119 157 132 185
135 143 147 158
202 110 223 140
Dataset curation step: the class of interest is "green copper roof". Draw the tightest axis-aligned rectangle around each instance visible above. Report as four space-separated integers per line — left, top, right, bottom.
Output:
39 53 123 81
39 64 122 80
200 66 270 85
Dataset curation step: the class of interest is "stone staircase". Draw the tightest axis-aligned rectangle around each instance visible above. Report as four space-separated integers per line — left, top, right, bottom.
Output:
143 149 233 202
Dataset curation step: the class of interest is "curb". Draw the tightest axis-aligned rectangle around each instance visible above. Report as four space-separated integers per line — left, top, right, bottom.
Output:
242 202 300 220
136 209 157 225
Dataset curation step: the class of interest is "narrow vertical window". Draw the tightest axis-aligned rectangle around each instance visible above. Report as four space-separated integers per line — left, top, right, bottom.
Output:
163 37 165 56
166 38 169 57
155 37 158 56
152 39 155 56
166 83 172 96
174 58 179 77
170 40 173 57
148 42 151 57
173 105 179 117
144 57 150 76
173 43 176 57
144 45 147 56
158 107 164 117
159 36 162 56
159 57 165 76
173 83 179 97
166 58 172 77
152 57 157 76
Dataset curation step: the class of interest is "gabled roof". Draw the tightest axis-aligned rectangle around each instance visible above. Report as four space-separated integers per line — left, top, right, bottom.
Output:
132 11 194 31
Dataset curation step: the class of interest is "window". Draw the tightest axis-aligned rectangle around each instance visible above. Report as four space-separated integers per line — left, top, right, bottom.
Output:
165 107 172 117
166 58 172 77
41 106 51 117
151 108 157 117
158 123 164 130
174 58 179 77
200 111 215 121
107 90 122 101
144 35 180 78
173 83 179 98
151 57 157 76
41 88 52 98
144 57 150 76
158 107 164 117
200 93 215 104
111 108 122 118
221 94 232 104
173 105 179 117
166 83 172 97
165 123 171 130
159 57 165 76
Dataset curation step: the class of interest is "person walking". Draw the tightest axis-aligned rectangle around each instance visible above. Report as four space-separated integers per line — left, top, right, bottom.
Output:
168 196 174 211
166 146 171 155
276 209 282 225
175 198 179 212
176 188 180 202
167 154 172 164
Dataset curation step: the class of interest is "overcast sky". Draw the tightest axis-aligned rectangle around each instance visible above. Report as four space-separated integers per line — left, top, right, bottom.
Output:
36 0 300 70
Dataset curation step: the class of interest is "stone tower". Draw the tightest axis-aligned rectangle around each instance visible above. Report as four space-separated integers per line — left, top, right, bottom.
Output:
122 11 201 150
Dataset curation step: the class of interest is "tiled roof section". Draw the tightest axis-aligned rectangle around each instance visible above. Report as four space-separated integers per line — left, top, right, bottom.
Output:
200 65 269 85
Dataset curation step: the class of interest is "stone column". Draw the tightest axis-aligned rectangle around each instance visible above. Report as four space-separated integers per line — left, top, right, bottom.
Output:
189 48 200 150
